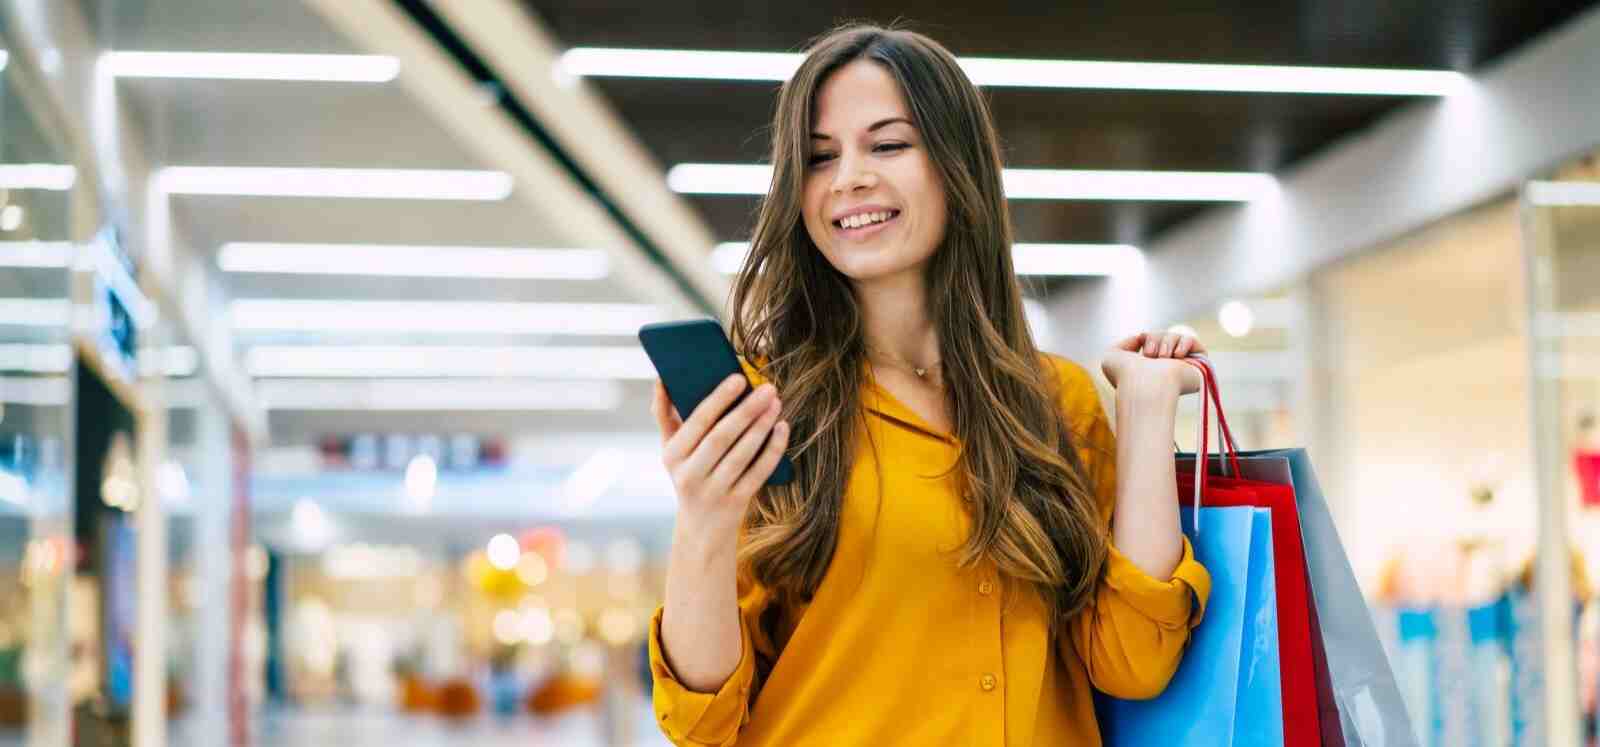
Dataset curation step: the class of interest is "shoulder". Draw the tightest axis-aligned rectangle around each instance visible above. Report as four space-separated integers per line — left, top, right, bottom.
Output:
737 354 771 388
1040 353 1108 425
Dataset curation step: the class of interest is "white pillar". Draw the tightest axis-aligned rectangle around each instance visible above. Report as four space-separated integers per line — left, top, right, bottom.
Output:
133 374 167 747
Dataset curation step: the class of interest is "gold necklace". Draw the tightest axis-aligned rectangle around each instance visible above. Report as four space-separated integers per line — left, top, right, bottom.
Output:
865 343 942 380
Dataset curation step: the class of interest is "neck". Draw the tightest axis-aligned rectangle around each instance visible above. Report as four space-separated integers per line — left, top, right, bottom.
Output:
855 271 939 368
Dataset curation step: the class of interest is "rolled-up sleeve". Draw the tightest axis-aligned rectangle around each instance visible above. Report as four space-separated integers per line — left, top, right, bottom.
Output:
1069 536 1212 699
648 578 776 746
1051 355 1212 700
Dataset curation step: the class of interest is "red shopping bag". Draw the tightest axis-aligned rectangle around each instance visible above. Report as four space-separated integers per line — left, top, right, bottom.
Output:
1177 357 1322 746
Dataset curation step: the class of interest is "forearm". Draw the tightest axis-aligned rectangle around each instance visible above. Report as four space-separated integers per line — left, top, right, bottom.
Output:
660 515 745 692
1111 376 1185 580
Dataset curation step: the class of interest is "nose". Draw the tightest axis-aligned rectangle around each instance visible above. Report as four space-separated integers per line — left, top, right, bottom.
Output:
830 151 878 195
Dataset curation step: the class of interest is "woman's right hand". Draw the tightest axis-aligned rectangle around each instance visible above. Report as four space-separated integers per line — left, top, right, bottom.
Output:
651 374 790 531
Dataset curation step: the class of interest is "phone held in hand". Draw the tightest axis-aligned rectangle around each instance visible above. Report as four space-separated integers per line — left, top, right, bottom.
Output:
638 318 797 486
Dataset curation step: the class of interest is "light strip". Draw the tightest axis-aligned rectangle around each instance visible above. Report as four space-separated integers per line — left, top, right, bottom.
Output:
244 345 653 379
0 299 70 327
668 163 1277 201
0 164 77 191
1003 168 1277 201
139 346 200 378
1526 181 1600 207
0 241 74 268
104 51 400 82
711 242 750 274
560 47 1469 96
714 241 1145 276
0 376 71 406
217 242 609 280
0 344 73 373
254 378 623 411
1010 243 1145 276
0 343 196 376
230 300 663 336
154 167 514 201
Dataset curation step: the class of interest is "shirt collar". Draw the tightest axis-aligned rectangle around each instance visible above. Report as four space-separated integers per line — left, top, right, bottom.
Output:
861 369 957 444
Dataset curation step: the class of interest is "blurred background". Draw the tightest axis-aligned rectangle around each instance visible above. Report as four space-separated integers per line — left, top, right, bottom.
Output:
1 1 1599 745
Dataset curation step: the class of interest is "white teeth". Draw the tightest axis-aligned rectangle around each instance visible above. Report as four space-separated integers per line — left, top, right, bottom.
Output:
840 211 896 229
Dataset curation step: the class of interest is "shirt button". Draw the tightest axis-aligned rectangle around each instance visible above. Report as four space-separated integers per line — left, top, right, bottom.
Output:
978 580 994 595
980 674 997 691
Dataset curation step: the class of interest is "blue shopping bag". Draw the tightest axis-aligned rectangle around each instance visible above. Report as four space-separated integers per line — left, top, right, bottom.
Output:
1099 506 1283 746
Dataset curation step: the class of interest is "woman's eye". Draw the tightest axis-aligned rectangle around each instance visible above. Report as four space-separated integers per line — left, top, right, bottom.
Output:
807 153 836 167
874 142 910 153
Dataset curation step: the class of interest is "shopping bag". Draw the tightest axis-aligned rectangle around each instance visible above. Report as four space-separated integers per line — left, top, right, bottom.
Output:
1184 355 1416 746
1175 360 1322 746
1098 506 1283 746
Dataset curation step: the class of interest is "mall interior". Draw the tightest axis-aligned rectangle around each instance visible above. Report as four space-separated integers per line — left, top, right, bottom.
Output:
4 1 1600 745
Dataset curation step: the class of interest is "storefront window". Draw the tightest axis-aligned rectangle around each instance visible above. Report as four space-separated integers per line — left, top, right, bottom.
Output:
1521 155 1600 744
0 32 77 747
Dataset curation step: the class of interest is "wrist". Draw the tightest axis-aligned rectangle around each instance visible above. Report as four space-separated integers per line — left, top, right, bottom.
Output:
1120 366 1184 403
672 513 742 564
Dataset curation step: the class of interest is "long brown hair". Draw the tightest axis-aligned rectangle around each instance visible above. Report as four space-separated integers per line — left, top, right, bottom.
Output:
728 23 1108 625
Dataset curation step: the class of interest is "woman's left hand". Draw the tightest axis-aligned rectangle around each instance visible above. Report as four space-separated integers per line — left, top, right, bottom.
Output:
1100 331 1206 396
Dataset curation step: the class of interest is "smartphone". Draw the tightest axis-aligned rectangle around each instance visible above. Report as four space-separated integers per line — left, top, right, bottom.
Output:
638 318 796 486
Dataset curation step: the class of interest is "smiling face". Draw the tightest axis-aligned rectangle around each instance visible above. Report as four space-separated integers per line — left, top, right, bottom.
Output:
801 60 948 288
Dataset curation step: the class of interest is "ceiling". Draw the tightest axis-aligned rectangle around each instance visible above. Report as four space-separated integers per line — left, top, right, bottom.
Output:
71 0 1600 452
88 0 661 444
530 0 1598 296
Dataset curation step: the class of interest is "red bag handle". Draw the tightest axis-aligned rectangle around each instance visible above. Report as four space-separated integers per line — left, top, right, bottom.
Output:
1187 354 1242 473
1180 355 1244 533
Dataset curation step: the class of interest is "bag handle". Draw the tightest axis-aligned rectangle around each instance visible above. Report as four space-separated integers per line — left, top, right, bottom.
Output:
1187 357 1211 533
1187 354 1242 475
1179 355 1245 534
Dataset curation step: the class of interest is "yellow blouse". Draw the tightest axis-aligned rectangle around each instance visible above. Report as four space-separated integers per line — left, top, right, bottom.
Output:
648 354 1211 746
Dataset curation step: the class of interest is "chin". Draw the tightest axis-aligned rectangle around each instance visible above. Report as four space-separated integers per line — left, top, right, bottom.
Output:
836 256 924 285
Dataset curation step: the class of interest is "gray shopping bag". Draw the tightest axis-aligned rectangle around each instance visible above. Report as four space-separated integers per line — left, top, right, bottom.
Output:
1189 449 1418 747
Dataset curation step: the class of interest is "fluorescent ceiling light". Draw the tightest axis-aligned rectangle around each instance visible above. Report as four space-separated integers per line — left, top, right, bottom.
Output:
668 164 770 195
0 241 74 268
668 163 1276 201
560 47 1469 96
711 242 749 274
217 242 609 280
254 378 623 411
1011 243 1145 276
139 346 200 377
0 343 195 376
230 300 662 336
155 167 514 201
0 376 71 406
561 48 801 82
244 345 653 379
0 164 77 191
104 51 400 82
1526 181 1600 207
0 299 70 327
1003 168 1276 201
0 344 73 373
713 241 1144 276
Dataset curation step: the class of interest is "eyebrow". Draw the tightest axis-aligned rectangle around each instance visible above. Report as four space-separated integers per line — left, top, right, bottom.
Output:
810 117 913 140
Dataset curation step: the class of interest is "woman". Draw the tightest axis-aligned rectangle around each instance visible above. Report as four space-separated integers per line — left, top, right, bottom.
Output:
648 23 1210 746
